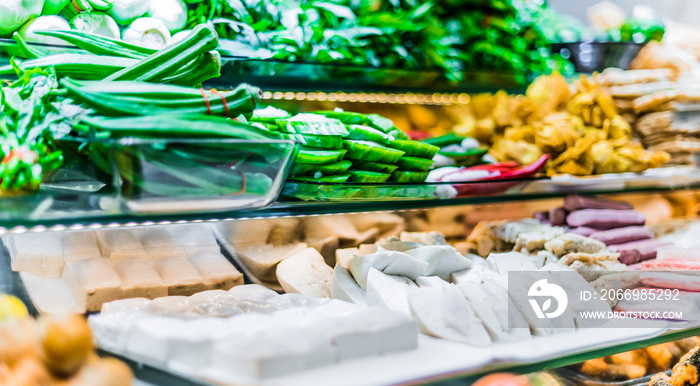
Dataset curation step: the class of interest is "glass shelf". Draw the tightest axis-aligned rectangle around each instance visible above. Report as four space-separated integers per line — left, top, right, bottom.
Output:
0 40 528 95
2 177 700 233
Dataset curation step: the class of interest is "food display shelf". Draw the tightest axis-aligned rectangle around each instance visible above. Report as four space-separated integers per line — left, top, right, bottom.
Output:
0 40 528 94
1 181 699 234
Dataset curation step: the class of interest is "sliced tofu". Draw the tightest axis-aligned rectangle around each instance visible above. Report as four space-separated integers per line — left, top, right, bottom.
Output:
349 249 428 290
136 227 186 260
62 257 124 312
188 250 243 290
63 231 101 262
96 230 148 261
415 276 449 288
366 268 416 316
306 236 339 267
167 224 220 254
331 265 367 307
151 256 208 296
236 243 308 283
457 281 509 342
7 233 64 277
407 285 491 346
335 248 359 269
486 252 538 274
112 257 167 299
480 280 532 342
276 248 334 298
406 245 472 280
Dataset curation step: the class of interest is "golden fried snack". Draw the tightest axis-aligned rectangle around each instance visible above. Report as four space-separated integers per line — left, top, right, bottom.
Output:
609 350 650 369
670 347 700 386
649 372 675 386
675 338 700 353
645 343 683 373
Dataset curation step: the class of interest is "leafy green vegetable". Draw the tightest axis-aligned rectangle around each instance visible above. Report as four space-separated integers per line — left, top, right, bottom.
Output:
0 65 88 193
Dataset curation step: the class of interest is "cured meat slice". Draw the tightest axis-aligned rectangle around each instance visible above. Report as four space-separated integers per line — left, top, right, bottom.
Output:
566 209 645 229
589 226 653 246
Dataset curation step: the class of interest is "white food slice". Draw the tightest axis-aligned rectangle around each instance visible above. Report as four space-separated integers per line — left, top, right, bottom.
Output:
125 316 184 365
112 257 167 299
236 243 308 283
7 233 64 278
88 311 142 352
406 245 472 280
335 247 359 269
331 265 367 307
63 257 124 312
355 307 419 353
365 267 416 316
63 231 101 261
349 248 427 290
96 230 148 261
276 248 334 298
415 276 449 288
228 284 278 302
152 256 207 296
458 281 509 342
407 286 490 346
147 296 199 314
486 251 538 274
188 250 243 290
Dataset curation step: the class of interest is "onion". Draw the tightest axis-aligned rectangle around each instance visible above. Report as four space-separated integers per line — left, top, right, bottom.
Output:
70 12 120 39
108 0 149 26
0 0 45 36
121 17 171 49
146 0 187 33
17 15 70 45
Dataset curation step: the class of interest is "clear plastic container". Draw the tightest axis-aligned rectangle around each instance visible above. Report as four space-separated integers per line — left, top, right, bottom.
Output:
91 138 298 214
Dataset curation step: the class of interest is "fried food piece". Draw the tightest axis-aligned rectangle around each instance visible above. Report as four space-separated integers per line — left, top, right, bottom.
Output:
579 357 647 381
610 350 650 369
650 373 675 386
545 233 606 257
670 347 700 386
645 343 683 373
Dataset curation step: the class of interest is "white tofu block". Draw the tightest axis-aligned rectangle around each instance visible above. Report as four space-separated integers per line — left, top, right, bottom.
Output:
331 265 367 307
125 316 185 365
112 257 167 299
88 311 143 352
101 298 152 314
335 248 359 269
152 256 207 296
188 250 243 290
311 316 379 361
137 228 186 260
212 335 306 379
168 318 228 369
167 224 220 254
353 308 419 354
7 233 64 277
235 243 307 283
228 284 278 302
366 268 416 316
458 281 509 342
62 257 124 312
406 245 472 280
276 248 334 298
62 231 101 262
96 230 148 261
